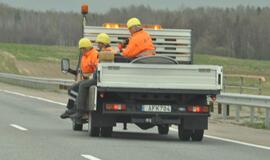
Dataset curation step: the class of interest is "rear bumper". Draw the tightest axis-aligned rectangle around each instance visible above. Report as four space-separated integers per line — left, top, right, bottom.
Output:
101 111 209 129
90 110 209 129
102 111 209 116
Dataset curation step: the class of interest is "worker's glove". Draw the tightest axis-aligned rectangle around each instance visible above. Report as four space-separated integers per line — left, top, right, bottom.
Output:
117 43 123 52
88 63 96 71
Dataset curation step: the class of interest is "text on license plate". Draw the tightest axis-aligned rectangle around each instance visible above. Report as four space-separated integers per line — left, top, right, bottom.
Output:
142 105 171 112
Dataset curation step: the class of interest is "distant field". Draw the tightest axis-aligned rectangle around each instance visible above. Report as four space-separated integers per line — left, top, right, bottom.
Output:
0 43 78 61
194 54 270 95
0 43 79 78
1 42 270 94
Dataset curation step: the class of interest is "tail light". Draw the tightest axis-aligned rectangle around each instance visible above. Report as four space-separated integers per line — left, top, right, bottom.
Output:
105 104 126 111
187 105 209 113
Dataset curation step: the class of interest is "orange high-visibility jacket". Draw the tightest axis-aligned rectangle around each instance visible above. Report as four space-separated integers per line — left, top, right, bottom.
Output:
80 48 99 75
123 29 155 58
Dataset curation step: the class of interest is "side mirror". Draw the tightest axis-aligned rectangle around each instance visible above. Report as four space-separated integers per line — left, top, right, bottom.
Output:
61 58 70 73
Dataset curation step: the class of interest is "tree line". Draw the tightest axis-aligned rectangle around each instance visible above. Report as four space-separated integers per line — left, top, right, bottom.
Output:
0 3 270 60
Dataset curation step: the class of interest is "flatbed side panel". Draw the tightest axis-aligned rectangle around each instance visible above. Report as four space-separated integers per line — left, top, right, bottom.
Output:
97 63 223 91
97 87 220 95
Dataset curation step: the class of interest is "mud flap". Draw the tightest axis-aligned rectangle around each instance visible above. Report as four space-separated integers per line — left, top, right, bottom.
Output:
182 116 208 130
91 112 115 127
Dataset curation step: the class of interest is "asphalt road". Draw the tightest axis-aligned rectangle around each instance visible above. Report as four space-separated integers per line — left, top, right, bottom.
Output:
0 90 270 160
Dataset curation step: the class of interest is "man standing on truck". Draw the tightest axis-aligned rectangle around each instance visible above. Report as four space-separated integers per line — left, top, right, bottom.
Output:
118 17 156 58
60 38 98 119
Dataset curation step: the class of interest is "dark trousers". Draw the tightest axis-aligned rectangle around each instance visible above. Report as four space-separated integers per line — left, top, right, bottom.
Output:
64 83 79 110
68 83 79 99
76 79 97 112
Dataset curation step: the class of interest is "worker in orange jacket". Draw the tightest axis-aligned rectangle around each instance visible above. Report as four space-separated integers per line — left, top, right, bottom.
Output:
118 17 156 58
96 33 116 53
61 38 98 119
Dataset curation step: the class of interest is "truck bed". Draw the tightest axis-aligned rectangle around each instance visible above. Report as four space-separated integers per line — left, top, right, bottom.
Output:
97 63 223 94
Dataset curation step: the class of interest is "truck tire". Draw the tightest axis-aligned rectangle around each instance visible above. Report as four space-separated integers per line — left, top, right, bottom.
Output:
88 125 100 137
100 127 113 137
72 121 83 131
158 125 169 135
178 125 191 141
88 113 100 137
191 129 204 141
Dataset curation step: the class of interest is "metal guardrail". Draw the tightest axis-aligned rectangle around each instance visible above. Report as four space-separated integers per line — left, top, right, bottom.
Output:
216 93 270 128
1 72 269 128
223 74 266 94
0 72 73 90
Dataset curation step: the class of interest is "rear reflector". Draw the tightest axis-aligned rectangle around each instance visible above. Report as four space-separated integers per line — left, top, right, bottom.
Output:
105 104 126 111
187 106 208 113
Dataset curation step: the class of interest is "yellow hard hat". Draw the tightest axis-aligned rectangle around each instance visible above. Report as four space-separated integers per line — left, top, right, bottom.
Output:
127 17 141 29
78 38 92 49
96 33 110 44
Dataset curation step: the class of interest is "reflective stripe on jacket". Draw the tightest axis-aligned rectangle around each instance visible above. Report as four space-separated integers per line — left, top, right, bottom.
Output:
123 29 155 58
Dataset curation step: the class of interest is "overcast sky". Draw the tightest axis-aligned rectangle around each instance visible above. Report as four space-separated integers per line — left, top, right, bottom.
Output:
0 0 270 13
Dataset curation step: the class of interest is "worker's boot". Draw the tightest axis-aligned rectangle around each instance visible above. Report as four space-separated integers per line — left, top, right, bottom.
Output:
70 109 88 124
60 99 76 119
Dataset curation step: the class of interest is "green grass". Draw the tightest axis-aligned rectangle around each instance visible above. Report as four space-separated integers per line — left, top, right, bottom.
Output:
194 54 270 75
0 50 19 73
194 54 270 95
1 42 270 94
241 121 268 129
0 43 78 62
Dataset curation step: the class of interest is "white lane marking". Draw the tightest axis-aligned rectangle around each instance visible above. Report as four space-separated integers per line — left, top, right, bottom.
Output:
2 89 270 151
1 90 65 106
169 127 270 151
10 124 28 131
204 135 270 151
81 154 102 160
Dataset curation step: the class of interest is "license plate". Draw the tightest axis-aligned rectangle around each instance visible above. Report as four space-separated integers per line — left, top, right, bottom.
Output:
142 105 171 112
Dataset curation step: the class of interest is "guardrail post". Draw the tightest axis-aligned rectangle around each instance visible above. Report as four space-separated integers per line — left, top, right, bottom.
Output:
236 105 240 122
223 76 226 92
218 103 222 114
258 79 262 95
257 79 263 115
222 104 227 119
265 108 270 128
226 104 230 116
250 107 255 123
209 101 214 112
240 77 244 94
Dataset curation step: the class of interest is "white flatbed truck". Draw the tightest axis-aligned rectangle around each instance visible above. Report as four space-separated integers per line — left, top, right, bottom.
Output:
61 4 223 141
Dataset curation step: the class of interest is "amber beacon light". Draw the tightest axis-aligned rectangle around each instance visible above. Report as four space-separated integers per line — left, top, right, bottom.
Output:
81 4 89 15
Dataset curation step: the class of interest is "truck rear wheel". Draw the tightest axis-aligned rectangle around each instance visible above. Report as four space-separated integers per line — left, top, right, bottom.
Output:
100 127 113 137
178 125 191 141
88 113 100 137
88 126 100 137
158 125 169 135
72 121 83 131
191 129 204 141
